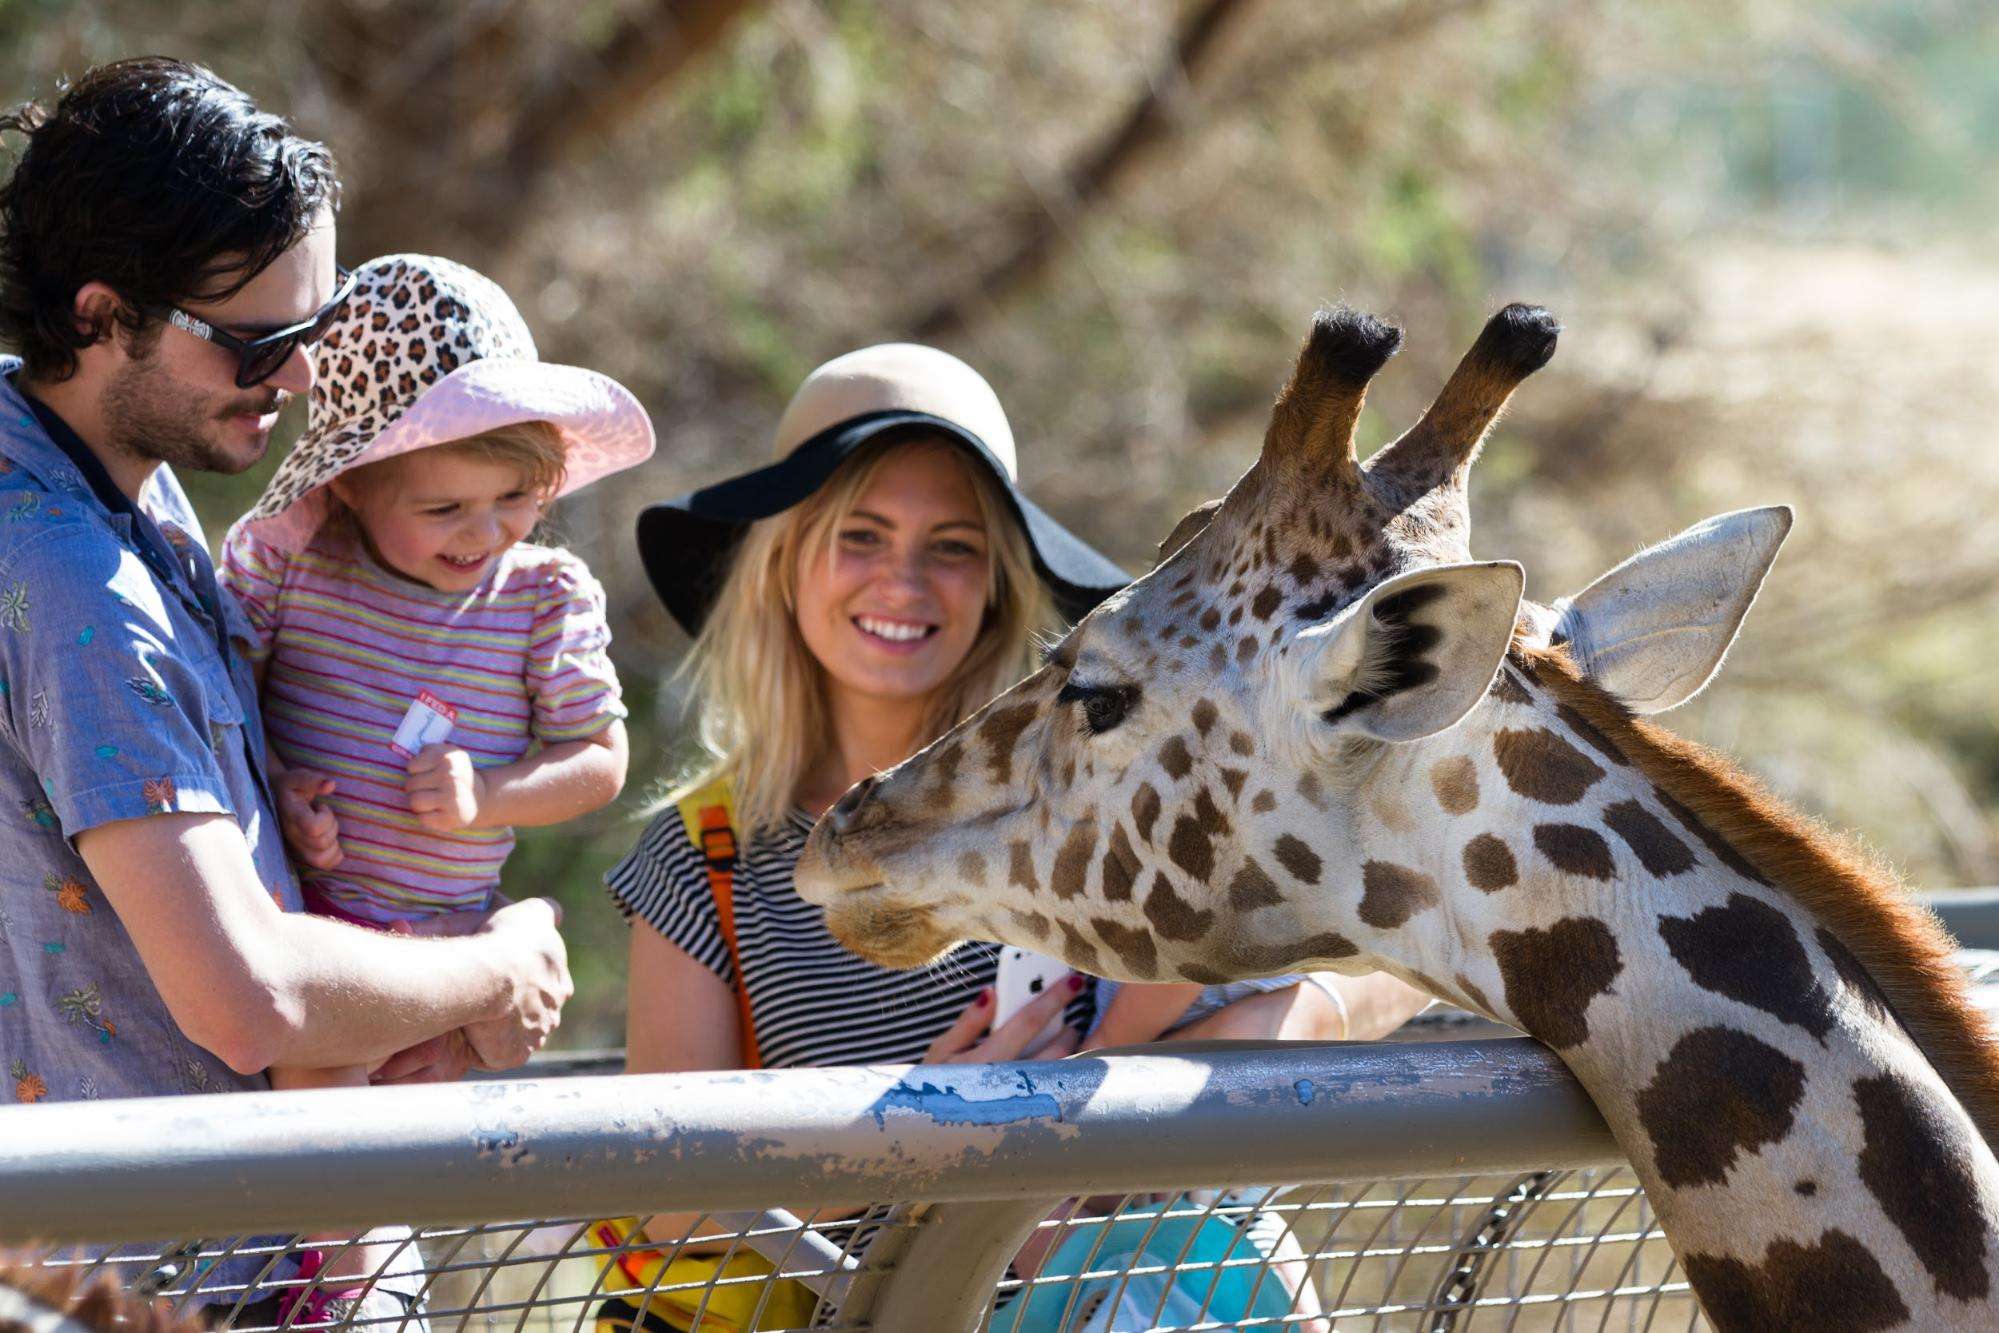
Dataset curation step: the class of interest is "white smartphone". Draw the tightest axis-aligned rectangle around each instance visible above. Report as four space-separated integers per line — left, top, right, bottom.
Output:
993 945 1074 1031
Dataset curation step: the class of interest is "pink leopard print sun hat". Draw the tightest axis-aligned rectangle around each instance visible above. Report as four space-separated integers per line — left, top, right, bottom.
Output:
239 253 655 551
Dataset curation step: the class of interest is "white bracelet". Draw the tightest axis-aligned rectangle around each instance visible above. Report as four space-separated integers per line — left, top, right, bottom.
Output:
1298 972 1352 1041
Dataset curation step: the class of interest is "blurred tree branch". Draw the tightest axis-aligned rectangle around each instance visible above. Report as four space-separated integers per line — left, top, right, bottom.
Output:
314 0 761 260
909 0 1261 342
908 0 1496 342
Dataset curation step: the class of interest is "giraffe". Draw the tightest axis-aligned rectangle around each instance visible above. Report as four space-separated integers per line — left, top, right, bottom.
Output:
795 304 1999 1330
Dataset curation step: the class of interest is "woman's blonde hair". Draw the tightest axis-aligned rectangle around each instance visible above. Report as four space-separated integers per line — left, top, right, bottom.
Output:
340 419 569 499
677 434 1058 838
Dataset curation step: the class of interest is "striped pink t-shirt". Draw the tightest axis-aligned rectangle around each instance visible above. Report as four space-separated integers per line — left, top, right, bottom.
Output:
219 522 625 924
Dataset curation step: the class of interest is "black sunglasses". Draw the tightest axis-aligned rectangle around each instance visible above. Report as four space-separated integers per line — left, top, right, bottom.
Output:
154 264 359 389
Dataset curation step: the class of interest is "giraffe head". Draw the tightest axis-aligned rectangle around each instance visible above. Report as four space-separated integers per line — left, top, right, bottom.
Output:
794 305 1780 981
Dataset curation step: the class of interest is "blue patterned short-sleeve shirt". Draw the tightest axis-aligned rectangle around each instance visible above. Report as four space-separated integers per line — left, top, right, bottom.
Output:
0 360 301 1106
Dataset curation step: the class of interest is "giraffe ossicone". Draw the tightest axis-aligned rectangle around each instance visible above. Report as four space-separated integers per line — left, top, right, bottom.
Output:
795 303 1999 1329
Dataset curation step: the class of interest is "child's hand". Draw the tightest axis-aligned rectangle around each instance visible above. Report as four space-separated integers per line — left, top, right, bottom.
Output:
274 767 343 869
405 744 486 831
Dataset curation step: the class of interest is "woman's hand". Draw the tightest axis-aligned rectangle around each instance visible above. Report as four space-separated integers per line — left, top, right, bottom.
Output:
923 975 1085 1063
273 766 342 869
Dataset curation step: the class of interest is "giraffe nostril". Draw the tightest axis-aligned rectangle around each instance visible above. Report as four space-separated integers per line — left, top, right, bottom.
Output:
830 775 878 829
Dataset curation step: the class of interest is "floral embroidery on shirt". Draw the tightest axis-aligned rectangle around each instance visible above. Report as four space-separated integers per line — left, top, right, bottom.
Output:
27 689 48 729
127 676 171 706
0 582 27 631
142 777 176 812
57 983 115 1044
4 493 37 521
20 796 55 829
75 1073 98 1100
42 873 89 914
75 625 93 645
9 1058 45 1102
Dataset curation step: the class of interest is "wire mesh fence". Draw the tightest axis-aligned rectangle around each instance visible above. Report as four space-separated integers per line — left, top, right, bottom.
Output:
6 1172 1703 1332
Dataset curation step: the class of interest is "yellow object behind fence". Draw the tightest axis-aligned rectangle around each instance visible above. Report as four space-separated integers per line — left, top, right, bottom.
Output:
590 1217 818 1333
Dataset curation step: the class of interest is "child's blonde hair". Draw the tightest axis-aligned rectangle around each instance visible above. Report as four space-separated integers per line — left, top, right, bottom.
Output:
676 434 1057 838
340 419 569 499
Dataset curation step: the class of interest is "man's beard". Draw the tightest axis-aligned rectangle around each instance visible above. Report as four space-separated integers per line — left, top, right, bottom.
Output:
100 349 287 476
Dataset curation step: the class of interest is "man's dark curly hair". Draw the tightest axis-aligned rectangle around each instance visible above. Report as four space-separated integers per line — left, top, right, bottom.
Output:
0 56 340 381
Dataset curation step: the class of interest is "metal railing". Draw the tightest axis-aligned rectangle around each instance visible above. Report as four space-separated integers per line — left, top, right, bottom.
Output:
5 891 1995 1332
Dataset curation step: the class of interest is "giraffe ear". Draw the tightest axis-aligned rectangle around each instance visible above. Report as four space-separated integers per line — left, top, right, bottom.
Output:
1552 505 1791 713
1300 561 1525 742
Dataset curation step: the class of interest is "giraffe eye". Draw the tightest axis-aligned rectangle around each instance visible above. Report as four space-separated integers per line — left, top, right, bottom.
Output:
1057 681 1139 735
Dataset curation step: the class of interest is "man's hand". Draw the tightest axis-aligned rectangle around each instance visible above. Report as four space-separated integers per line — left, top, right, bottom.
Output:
462 895 571 1070
273 767 342 869
406 744 485 832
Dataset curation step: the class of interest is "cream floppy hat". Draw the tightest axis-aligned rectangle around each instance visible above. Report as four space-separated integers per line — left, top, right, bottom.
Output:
635 343 1130 636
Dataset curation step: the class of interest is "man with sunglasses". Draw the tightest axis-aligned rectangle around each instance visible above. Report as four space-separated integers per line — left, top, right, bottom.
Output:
0 54 570 1145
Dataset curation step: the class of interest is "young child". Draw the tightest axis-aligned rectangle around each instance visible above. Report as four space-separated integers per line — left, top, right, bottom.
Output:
218 254 655 1321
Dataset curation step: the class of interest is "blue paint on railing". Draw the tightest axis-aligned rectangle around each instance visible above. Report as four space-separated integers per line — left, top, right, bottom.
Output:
871 1076 1062 1128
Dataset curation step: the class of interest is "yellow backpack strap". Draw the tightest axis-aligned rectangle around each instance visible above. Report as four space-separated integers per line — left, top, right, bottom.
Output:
675 780 759 1070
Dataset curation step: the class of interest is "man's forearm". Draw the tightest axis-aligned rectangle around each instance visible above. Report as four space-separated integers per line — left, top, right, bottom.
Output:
80 811 526 1075
245 911 510 1070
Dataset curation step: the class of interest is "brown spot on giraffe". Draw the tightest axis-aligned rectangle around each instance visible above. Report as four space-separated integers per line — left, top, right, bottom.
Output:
1092 916 1159 979
1227 858 1282 911
1101 824 1140 902
1273 834 1322 884
1191 699 1219 736
1007 908 1051 941
1143 873 1215 942
1854 1069 1993 1301
1198 607 1221 632
1055 920 1102 974
1358 860 1441 928
1158 735 1193 781
1681 1229 1909 1332
1049 816 1098 901
1494 727 1605 804
1218 767 1248 799
1250 585 1283 620
1489 668 1533 705
1009 840 1038 894
1250 790 1277 814
1236 635 1257 665
1215 931 1361 974
1462 833 1518 892
1603 799 1695 876
1653 786 1772 886
978 702 1040 784
1455 972 1495 1016
1816 927 1901 1031
1207 642 1229 674
1131 783 1162 844
1659 894 1834 1041
1297 772 1327 809
1555 702 1627 766
1228 731 1255 757
1286 551 1320 584
1533 822 1616 879
956 850 987 888
1635 1025 1806 1189
1429 756 1479 815
1490 916 1622 1049
1168 812 1216 884
932 739 964 808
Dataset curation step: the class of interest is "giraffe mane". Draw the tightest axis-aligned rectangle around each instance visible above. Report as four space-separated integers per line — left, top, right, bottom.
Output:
1521 642 1999 1149
0 1264 198 1333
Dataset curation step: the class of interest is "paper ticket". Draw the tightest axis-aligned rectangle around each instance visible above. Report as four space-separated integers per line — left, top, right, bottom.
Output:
391 690 458 758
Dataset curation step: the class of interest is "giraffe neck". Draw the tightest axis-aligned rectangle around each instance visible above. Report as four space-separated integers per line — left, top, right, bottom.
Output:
1327 659 1999 1328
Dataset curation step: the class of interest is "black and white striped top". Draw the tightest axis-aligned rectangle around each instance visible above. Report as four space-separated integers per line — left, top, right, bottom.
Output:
606 805 1092 1068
